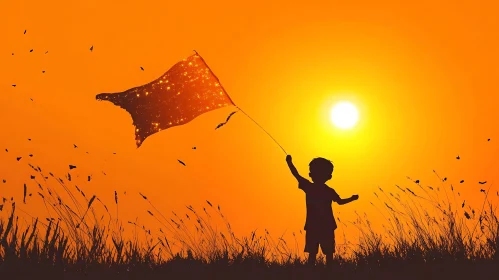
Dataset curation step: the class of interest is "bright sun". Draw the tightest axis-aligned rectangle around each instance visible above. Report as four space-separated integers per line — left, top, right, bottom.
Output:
330 101 359 129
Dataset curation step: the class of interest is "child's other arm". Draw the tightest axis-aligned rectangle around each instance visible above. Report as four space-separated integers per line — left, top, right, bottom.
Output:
336 194 359 205
286 155 307 182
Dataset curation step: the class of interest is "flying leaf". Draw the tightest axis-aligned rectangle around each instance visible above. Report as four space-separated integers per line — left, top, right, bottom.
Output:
215 111 238 130
23 184 27 204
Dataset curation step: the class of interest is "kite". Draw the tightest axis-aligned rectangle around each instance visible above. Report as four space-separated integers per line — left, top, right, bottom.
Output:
96 51 287 153
97 52 235 147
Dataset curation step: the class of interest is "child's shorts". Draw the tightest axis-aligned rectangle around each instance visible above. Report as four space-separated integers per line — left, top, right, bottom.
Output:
304 230 335 255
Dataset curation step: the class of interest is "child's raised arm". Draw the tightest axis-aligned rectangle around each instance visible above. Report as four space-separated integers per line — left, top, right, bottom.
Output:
286 155 307 183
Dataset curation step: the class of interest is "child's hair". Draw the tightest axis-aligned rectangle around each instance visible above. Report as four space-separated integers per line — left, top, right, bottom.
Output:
309 157 334 177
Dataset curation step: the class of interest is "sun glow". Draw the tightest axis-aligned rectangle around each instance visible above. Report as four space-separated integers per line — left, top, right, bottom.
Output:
330 101 359 129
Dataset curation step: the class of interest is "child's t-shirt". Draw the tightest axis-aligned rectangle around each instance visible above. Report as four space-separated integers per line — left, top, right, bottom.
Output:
298 178 340 237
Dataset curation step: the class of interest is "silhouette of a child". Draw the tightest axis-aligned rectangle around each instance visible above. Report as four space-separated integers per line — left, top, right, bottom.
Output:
286 154 359 266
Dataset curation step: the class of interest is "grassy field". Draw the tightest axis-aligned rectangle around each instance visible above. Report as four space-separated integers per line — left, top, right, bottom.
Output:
1 165 499 279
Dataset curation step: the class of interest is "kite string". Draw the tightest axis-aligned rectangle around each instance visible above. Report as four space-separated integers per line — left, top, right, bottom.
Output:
193 50 287 155
235 106 287 155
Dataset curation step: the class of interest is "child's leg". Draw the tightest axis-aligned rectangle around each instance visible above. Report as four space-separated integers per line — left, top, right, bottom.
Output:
325 254 333 266
304 231 318 266
307 253 317 265
321 232 335 267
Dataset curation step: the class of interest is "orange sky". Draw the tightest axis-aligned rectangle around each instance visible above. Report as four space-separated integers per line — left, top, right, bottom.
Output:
1 0 499 249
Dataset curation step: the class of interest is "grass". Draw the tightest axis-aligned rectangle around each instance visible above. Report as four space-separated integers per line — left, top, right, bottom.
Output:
1 163 499 279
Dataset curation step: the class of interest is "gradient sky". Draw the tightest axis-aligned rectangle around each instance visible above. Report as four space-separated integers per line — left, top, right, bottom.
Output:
1 0 499 248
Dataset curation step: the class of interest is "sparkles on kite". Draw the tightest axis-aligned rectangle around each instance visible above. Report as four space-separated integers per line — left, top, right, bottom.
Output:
96 52 235 147
96 51 286 153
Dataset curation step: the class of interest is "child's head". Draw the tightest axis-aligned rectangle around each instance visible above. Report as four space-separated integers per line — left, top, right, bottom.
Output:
309 157 334 184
